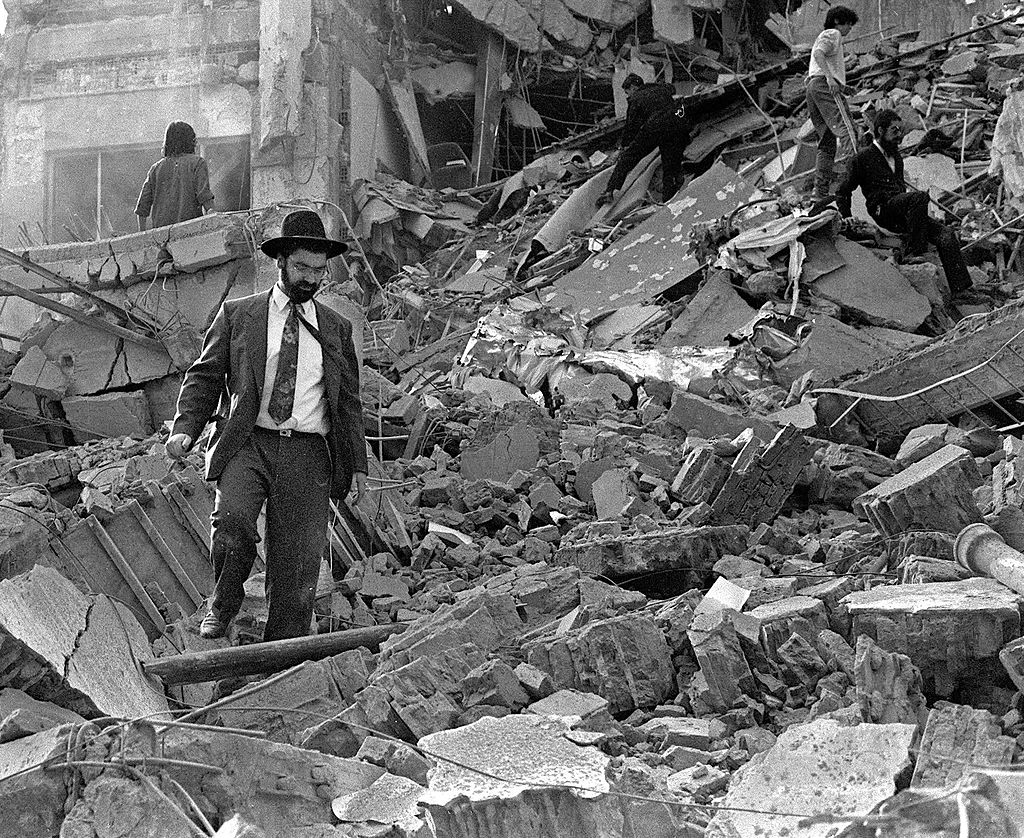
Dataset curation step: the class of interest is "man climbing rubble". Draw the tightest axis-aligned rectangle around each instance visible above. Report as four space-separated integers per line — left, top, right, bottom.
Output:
165 209 367 642
806 5 860 202
597 73 690 206
835 108 973 296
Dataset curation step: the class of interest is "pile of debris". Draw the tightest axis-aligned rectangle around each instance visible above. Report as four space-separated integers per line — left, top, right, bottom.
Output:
12 5 1024 838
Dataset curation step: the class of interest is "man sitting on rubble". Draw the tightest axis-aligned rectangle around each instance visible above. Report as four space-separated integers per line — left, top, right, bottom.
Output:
834 108 972 296
597 74 689 206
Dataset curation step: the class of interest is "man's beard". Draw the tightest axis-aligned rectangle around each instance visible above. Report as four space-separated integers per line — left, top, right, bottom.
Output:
280 264 318 304
879 137 900 156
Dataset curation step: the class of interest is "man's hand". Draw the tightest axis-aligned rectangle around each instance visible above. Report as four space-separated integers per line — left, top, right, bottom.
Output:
350 472 367 504
166 433 194 460
827 77 841 94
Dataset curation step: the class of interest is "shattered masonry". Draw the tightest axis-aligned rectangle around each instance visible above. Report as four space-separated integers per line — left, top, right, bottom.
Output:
9 1 1024 837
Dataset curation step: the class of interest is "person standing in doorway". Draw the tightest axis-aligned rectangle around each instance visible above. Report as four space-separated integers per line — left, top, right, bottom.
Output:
598 74 690 206
806 5 860 202
166 209 367 641
136 121 215 231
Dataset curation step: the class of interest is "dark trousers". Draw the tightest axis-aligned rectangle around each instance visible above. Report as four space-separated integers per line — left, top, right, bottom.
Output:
209 429 331 641
607 120 688 200
874 190 972 294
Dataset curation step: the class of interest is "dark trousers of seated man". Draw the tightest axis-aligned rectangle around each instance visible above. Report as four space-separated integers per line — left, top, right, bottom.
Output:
209 430 331 641
873 190 972 294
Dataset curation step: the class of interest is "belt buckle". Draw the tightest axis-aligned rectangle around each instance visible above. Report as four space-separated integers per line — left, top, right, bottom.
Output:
279 428 292 438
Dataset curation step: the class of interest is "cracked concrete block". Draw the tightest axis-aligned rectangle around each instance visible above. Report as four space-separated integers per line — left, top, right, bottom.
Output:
0 724 77 838
41 320 174 396
0 687 86 743
707 719 916 838
526 688 609 720
843 578 1022 696
0 565 169 720
911 701 1014 790
659 270 756 349
667 391 780 440
554 523 748 583
63 390 153 440
61 775 195 838
332 772 426 834
747 595 828 660
687 606 756 711
167 226 237 272
854 635 928 727
854 444 984 537
210 651 374 746
420 714 618 838
9 346 67 399
525 612 675 714
460 421 541 483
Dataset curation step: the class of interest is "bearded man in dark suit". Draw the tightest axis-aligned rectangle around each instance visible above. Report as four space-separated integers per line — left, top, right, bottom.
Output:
166 209 367 641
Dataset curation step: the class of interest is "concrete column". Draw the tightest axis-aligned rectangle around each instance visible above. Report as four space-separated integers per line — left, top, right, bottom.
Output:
251 0 341 208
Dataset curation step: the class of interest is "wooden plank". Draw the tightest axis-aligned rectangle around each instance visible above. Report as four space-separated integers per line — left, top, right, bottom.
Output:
142 623 407 684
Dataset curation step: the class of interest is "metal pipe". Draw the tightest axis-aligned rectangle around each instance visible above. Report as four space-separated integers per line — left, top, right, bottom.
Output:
954 523 1024 596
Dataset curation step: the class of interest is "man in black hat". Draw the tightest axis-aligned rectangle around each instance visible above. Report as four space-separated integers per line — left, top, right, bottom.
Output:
597 73 689 206
166 209 367 641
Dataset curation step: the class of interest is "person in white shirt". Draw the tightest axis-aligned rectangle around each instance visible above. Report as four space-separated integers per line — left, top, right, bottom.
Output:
805 5 860 201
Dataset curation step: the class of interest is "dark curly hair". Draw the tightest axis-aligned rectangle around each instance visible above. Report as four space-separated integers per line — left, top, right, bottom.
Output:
825 5 859 28
162 121 197 157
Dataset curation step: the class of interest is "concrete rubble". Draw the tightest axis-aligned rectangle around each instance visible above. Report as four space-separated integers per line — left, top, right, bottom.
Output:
8 2 1024 838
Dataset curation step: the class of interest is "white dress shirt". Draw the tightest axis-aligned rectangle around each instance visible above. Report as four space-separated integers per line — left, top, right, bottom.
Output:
873 140 896 173
256 283 329 435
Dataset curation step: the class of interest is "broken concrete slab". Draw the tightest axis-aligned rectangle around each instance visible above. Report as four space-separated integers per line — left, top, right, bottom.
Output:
332 771 426 834
554 523 748 585
854 635 928 726
706 718 916 838
525 611 676 714
810 237 932 331
420 714 617 838
63 391 153 440
460 422 540 483
533 162 757 325
843 577 1022 696
687 606 756 712
0 724 78 838
0 688 86 743
9 345 67 399
854 444 984 537
592 467 631 520
161 727 385 833
666 390 780 441
0 564 169 719
41 319 175 397
711 426 815 527
830 298 1024 436
911 701 1014 790
659 271 757 348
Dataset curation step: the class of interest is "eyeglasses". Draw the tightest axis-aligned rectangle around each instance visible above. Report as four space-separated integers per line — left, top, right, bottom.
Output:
290 260 330 279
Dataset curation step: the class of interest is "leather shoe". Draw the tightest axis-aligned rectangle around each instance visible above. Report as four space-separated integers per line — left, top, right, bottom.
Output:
199 611 231 639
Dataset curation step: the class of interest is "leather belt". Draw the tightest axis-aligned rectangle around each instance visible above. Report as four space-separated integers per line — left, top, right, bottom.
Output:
254 426 323 440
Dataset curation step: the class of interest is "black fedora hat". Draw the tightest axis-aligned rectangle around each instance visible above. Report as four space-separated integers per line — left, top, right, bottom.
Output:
260 209 348 259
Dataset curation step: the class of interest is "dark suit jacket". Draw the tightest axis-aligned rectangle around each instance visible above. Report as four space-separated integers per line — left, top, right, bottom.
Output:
172 290 367 499
836 144 907 219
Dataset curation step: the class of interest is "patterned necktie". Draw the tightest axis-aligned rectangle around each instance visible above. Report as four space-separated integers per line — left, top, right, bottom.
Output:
268 303 299 423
